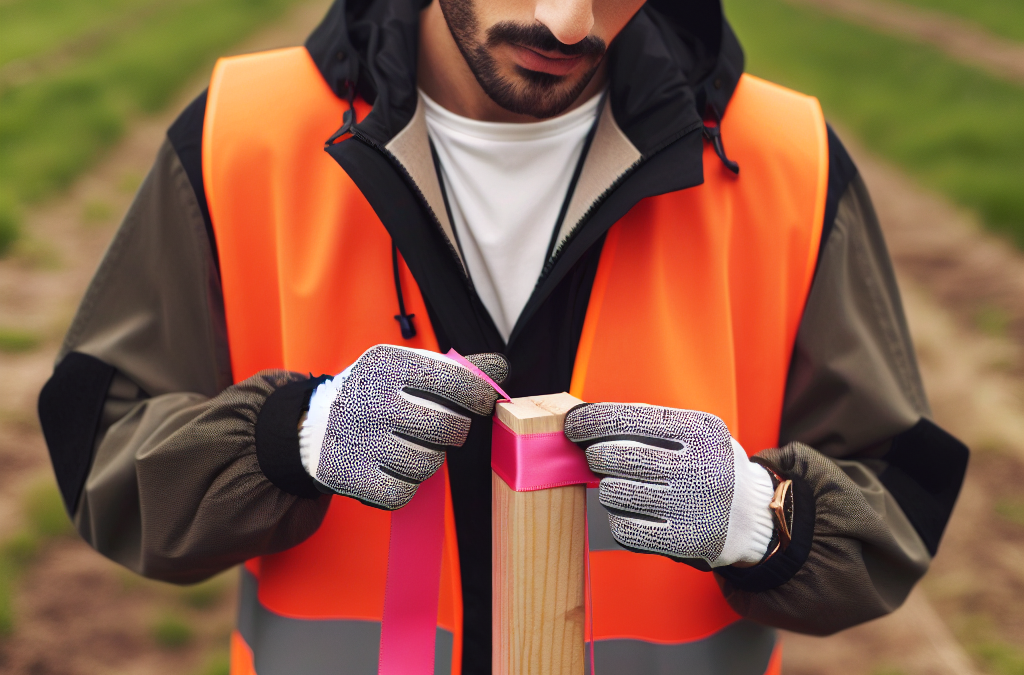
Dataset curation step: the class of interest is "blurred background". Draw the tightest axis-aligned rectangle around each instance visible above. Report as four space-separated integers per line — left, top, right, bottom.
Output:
0 0 1021 673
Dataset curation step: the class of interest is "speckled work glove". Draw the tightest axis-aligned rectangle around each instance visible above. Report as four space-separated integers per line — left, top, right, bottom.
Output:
299 345 508 510
564 403 775 568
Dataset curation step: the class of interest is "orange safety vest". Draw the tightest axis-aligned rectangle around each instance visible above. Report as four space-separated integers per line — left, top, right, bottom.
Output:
204 47 826 675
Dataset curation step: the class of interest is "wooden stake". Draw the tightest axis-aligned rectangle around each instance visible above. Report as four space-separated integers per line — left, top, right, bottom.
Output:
493 393 586 675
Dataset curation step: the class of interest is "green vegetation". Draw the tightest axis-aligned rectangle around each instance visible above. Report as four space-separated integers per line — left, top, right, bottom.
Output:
197 650 231 675
0 198 21 255
0 0 155 68
0 481 73 636
0 0 302 255
0 329 42 353
995 498 1024 527
24 481 74 537
879 0 1024 43
957 613 1024 675
975 305 1012 337
0 556 15 636
117 171 144 195
972 641 1024 675
82 200 116 224
724 0 1024 249
179 574 229 609
10 236 63 270
152 612 194 648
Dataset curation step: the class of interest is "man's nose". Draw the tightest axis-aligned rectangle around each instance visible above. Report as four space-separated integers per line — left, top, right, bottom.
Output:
534 0 594 47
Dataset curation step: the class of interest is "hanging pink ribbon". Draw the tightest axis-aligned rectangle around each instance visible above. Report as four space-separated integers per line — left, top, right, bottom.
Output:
377 349 507 675
377 467 446 675
444 349 512 402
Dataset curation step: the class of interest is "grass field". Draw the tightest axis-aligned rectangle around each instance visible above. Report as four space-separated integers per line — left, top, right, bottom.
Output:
1 0 155 67
2 0 1022 255
0 0 302 253
878 0 1024 43
0 482 73 637
725 0 1024 249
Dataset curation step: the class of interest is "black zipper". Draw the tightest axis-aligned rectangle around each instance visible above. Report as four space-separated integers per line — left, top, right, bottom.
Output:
541 90 608 263
536 115 704 285
349 126 508 348
350 127 473 283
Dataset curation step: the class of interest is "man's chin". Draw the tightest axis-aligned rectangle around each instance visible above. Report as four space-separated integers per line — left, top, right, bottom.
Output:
492 90 579 118
482 71 595 119
513 65 567 87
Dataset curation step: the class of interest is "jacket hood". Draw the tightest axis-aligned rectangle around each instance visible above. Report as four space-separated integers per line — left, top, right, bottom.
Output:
305 0 744 155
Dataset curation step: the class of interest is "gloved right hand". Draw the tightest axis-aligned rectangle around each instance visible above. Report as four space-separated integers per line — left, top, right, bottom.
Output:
299 345 507 510
564 402 775 568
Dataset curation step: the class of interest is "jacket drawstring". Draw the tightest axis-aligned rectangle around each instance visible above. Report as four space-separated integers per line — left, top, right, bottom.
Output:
392 241 417 339
324 80 358 148
703 120 740 175
324 83 415 341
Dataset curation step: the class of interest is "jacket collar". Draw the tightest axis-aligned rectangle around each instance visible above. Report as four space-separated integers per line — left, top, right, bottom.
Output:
313 0 745 349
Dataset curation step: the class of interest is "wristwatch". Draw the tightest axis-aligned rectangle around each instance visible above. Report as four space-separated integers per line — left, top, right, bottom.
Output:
761 467 794 563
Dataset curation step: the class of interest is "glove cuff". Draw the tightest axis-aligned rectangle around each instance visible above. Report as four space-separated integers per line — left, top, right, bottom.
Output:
256 374 331 499
714 438 775 567
298 367 353 478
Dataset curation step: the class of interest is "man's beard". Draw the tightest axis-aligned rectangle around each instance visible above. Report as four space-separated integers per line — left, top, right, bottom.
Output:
439 0 606 119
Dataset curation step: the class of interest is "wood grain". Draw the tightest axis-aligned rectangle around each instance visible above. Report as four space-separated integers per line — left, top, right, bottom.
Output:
493 393 586 675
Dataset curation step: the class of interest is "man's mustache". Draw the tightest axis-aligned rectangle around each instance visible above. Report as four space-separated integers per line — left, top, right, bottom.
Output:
485 22 606 57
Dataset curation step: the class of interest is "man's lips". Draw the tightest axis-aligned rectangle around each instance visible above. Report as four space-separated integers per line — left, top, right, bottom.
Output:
510 44 586 77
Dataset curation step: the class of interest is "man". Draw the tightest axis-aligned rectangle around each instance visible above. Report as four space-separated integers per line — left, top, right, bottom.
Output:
39 0 968 673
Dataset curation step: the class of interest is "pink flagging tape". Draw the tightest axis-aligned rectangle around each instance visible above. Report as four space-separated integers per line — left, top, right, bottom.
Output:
378 468 446 675
378 348 505 675
585 518 596 675
444 349 512 402
491 417 598 491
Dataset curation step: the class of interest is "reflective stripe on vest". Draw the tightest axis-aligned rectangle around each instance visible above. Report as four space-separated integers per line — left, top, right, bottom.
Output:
229 568 455 675
204 47 826 675
585 620 779 675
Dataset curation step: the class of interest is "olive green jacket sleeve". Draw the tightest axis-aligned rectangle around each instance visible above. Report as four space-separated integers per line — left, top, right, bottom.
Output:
54 139 329 583
715 174 965 635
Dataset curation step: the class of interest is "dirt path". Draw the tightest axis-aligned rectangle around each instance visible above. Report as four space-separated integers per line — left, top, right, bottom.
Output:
787 0 1024 84
859 142 1024 450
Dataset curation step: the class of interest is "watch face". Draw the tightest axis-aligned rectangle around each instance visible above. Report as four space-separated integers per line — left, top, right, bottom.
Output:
783 482 795 534
769 479 794 550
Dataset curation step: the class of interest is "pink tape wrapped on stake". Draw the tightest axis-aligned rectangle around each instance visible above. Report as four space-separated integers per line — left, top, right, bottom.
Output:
491 411 600 673
491 418 599 491
469 350 597 673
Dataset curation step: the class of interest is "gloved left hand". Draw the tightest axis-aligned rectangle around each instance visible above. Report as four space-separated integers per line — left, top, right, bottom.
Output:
564 402 776 568
298 346 507 510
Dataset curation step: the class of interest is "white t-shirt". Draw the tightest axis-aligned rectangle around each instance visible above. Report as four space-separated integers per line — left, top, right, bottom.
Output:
422 90 602 342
